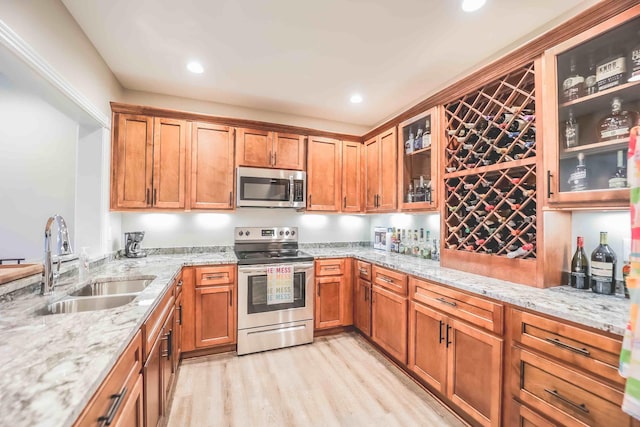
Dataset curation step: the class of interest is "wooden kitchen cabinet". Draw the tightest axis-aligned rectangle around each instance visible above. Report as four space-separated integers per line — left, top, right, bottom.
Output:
236 127 305 170
354 260 372 337
73 332 143 427
174 286 183 371
144 323 162 427
307 136 342 211
161 308 176 408
193 265 237 348
342 141 362 212
408 277 503 427
365 127 397 212
314 258 353 330
371 265 407 363
189 122 235 210
111 113 187 210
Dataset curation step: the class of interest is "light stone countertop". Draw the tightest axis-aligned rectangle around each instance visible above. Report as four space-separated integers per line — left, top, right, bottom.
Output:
0 247 631 427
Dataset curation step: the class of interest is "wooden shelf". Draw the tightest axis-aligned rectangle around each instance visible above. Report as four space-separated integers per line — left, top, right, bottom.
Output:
559 80 640 109
405 145 432 156
560 137 629 159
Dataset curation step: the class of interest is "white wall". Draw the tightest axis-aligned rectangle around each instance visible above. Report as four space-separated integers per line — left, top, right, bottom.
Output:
0 78 78 261
119 210 370 248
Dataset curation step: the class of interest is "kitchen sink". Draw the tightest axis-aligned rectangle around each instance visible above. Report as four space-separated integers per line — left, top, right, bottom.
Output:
35 294 138 315
69 278 154 296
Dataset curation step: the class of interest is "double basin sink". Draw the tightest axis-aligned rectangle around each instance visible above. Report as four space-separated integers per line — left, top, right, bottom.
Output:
36 278 155 315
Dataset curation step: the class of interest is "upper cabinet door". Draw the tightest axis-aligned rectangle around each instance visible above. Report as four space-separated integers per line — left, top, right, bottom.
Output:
378 127 398 212
235 128 272 168
364 136 380 212
542 7 640 208
342 141 362 212
112 113 154 209
152 117 187 209
273 133 305 170
189 122 235 210
307 136 341 211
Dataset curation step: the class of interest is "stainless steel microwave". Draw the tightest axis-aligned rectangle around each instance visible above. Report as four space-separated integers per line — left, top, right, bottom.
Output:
236 167 306 208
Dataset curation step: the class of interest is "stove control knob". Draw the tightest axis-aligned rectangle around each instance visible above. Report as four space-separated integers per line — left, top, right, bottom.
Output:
245 231 250 236
285 231 290 236
291 230 296 236
279 231 284 236
239 231 244 236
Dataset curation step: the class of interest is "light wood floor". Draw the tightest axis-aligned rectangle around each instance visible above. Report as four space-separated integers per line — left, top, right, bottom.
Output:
167 333 467 427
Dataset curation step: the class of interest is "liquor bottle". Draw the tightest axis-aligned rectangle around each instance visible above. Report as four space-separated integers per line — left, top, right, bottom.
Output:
591 231 617 295
413 229 420 256
596 47 627 91
419 228 425 258
398 229 405 254
422 116 432 149
391 228 398 253
563 56 585 101
585 52 597 95
570 236 589 289
564 109 579 148
405 132 414 154
599 97 638 141
609 149 628 188
568 153 587 191
415 176 427 202
407 183 414 203
630 31 640 82
431 239 439 261
414 127 423 151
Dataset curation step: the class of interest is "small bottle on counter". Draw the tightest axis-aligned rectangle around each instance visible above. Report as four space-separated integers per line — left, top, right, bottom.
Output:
570 237 589 289
591 231 617 295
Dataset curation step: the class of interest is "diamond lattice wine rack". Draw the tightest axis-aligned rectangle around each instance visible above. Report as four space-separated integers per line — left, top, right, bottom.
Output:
441 62 545 286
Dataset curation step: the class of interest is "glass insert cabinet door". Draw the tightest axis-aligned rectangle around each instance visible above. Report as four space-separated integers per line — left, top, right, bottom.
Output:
543 7 640 207
397 106 440 211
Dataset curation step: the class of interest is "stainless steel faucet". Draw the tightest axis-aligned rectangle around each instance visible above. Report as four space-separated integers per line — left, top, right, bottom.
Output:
42 215 73 295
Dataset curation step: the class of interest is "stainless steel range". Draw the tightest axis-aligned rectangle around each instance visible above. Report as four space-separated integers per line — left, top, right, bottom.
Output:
235 226 314 355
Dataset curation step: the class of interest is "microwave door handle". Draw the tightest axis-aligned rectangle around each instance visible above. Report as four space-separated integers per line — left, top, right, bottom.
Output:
289 176 294 206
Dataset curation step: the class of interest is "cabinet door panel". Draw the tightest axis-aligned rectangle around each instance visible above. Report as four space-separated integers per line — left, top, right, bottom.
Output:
354 278 371 336
195 285 235 348
378 128 397 211
273 133 305 170
236 128 271 168
307 136 341 211
365 136 380 211
448 318 502 427
315 276 343 329
371 285 407 364
143 335 162 427
153 117 187 209
112 374 144 427
161 309 175 409
408 301 447 394
114 114 153 208
342 141 362 212
190 122 234 209
174 291 182 372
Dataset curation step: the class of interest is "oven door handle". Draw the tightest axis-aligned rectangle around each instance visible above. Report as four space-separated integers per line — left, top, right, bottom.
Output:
238 262 315 274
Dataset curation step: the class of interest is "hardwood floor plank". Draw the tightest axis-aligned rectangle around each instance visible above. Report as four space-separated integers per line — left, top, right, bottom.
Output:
167 333 467 427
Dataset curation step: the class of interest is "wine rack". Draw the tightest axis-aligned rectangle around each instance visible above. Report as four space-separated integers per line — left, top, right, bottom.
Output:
442 62 543 286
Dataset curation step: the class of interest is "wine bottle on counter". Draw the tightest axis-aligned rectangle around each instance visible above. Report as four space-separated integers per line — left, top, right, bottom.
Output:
609 149 628 189
568 153 588 191
599 97 638 142
570 236 589 289
565 109 579 148
591 231 617 295
563 56 585 102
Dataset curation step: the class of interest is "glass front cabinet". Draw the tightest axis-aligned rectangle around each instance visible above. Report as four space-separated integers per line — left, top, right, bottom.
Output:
397 107 440 211
543 6 640 208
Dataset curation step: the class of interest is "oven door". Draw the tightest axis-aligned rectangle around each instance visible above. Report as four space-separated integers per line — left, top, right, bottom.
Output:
237 262 314 329
236 167 306 208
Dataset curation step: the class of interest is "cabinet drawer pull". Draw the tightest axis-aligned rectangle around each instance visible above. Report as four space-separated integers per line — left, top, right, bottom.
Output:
153 189 157 205
544 388 589 413
309 194 312 207
343 196 347 209
204 274 225 280
436 297 457 307
446 324 452 348
323 266 340 270
378 276 394 284
229 191 233 206
545 337 590 356
98 386 127 426
359 268 368 275
229 289 233 307
146 188 150 205
439 320 444 344
547 170 553 198
178 304 183 325
161 330 172 359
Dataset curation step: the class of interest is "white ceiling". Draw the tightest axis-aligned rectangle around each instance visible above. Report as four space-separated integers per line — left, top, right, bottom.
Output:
61 0 597 129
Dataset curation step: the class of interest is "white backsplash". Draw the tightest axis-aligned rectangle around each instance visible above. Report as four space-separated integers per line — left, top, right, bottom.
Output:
369 213 441 240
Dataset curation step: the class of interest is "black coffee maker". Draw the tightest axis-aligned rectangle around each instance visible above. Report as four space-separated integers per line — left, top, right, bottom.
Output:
124 231 147 258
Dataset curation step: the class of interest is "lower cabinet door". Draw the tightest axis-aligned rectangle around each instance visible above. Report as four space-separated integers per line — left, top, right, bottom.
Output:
161 309 175 408
408 301 447 394
371 285 407 364
354 278 371 336
448 318 503 427
195 285 235 348
512 401 557 427
315 276 344 329
112 374 144 427
143 335 162 427
174 291 183 372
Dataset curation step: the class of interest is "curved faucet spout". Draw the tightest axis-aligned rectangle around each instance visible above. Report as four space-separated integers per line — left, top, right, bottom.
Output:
42 214 73 295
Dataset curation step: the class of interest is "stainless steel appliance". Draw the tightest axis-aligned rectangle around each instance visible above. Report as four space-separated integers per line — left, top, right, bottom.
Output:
124 231 147 258
235 226 314 355
236 167 306 208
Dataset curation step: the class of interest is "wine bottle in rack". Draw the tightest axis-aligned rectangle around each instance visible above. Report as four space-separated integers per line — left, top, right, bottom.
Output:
563 56 585 101
506 243 534 259
609 149 628 188
568 153 588 191
591 231 617 295
565 109 579 148
570 236 589 289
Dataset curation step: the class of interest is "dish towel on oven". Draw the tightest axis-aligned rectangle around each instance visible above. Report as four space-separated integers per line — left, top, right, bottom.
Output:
621 124 640 419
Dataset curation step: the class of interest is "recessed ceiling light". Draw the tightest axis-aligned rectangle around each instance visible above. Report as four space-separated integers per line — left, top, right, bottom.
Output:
461 0 486 12
350 94 363 104
187 61 204 74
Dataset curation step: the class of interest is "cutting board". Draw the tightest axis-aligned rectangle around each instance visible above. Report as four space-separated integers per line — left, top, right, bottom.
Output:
0 264 43 285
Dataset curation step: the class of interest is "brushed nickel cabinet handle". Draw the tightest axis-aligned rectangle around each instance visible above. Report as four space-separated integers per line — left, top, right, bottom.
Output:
545 337 590 356
544 388 589 413
205 274 225 280
378 276 393 284
436 297 457 308
178 304 183 325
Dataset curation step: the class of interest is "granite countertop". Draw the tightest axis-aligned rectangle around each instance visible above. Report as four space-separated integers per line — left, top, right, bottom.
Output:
0 246 631 427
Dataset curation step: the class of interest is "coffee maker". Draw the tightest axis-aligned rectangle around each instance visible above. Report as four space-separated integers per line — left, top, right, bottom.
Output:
124 231 147 258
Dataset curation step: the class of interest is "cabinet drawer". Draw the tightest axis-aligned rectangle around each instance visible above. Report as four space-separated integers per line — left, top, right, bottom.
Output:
356 260 371 281
511 309 623 387
142 286 174 361
514 347 631 427
195 265 235 286
74 331 143 427
512 401 557 427
410 277 503 334
372 266 407 296
315 258 345 277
